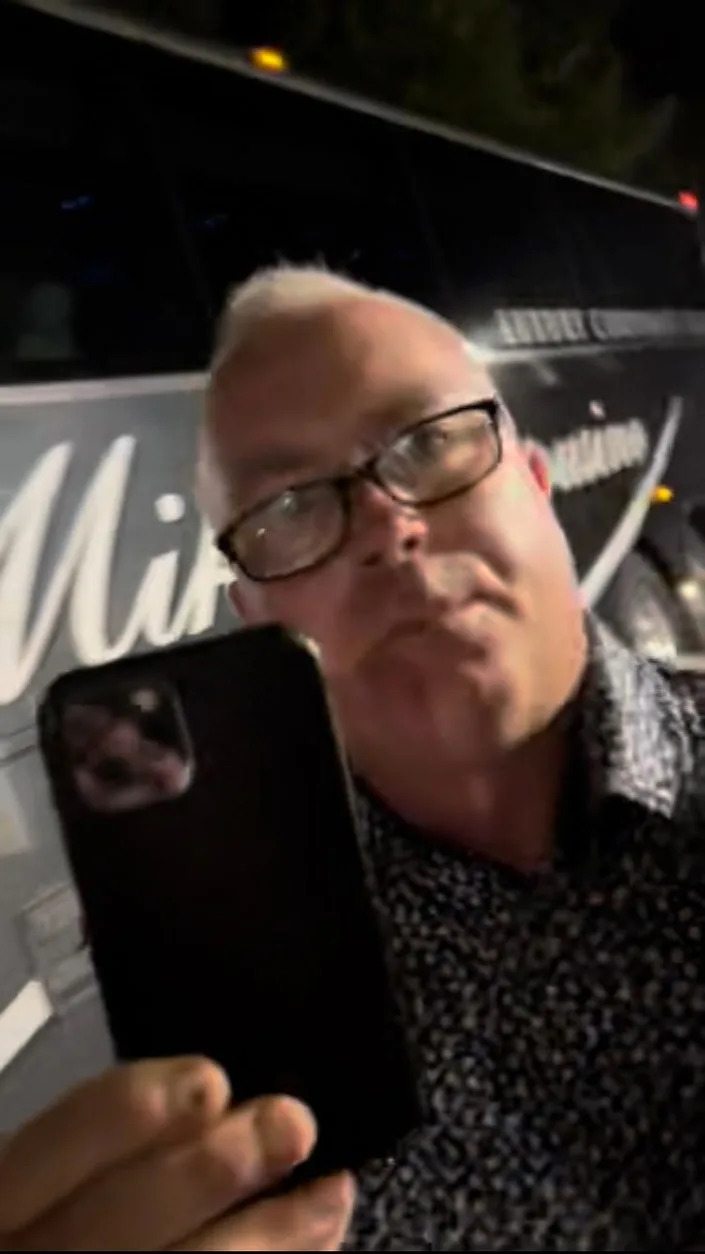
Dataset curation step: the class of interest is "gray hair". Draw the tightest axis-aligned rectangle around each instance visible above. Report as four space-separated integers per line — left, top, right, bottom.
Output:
207 263 452 375
198 263 488 528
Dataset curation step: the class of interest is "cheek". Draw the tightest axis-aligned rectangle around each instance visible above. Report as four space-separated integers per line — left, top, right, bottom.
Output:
487 470 574 597
234 567 357 664
489 476 545 563
436 468 562 586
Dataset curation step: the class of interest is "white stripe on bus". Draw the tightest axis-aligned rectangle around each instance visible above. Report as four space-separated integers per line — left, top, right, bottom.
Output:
580 396 683 607
0 979 53 1074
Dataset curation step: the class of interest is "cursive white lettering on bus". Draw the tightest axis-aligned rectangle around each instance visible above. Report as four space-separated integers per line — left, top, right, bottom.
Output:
0 438 231 705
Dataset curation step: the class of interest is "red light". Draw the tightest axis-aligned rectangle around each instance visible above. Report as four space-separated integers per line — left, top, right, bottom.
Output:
679 190 699 213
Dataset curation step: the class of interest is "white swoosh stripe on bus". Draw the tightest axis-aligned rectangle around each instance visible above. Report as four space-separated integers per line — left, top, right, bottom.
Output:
580 396 683 608
0 372 205 408
0 979 53 1074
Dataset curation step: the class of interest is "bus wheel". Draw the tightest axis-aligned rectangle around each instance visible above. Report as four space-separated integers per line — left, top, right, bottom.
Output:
677 524 705 642
597 550 698 660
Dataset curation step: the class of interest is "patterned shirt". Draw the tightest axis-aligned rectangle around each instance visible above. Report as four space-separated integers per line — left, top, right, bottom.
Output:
346 619 705 1252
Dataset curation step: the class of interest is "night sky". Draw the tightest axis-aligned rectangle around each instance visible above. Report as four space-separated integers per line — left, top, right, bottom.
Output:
614 0 701 99
163 1 704 107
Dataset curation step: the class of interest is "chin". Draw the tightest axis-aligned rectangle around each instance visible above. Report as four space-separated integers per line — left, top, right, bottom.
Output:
385 632 509 712
406 670 517 765
338 636 523 768
342 604 511 705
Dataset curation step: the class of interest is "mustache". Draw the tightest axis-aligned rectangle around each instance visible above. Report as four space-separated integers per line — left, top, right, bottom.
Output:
383 560 508 614
357 560 513 651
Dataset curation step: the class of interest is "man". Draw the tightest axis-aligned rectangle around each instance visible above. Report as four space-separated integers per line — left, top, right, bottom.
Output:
1 265 705 1252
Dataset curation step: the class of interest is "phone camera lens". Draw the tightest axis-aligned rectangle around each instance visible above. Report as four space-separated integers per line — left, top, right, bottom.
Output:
93 757 132 787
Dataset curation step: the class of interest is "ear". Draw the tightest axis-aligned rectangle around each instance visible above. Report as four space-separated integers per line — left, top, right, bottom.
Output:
523 439 552 498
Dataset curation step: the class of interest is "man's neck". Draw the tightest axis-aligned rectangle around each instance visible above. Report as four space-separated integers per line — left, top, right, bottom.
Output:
358 708 577 874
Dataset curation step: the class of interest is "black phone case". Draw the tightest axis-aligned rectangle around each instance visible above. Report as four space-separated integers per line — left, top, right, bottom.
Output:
37 625 420 1179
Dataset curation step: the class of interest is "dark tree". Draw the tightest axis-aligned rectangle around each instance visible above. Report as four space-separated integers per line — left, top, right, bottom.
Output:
82 0 680 186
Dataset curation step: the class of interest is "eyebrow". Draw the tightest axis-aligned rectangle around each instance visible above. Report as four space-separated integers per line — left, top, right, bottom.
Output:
233 387 484 498
235 446 326 490
230 447 330 512
361 387 446 433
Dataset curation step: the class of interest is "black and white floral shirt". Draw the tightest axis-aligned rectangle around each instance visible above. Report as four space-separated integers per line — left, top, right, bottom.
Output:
347 621 705 1252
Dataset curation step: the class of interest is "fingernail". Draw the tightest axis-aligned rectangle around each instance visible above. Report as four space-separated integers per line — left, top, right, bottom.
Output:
171 1058 231 1120
171 1069 211 1116
306 1172 353 1217
255 1097 316 1173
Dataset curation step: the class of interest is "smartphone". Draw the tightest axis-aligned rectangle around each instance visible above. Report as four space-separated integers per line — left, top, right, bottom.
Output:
37 625 420 1178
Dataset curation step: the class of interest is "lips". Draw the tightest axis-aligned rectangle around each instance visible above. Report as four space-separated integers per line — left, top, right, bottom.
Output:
358 562 511 668
385 595 478 640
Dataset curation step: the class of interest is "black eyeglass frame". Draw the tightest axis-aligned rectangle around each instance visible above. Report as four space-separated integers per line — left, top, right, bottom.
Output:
216 396 503 582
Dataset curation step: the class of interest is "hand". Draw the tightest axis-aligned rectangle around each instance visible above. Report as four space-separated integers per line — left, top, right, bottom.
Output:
0 1056 355 1251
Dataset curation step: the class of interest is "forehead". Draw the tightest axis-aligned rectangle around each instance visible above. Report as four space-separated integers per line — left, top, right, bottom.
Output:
206 297 493 502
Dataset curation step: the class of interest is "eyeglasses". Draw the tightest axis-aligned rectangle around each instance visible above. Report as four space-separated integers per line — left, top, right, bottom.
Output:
216 397 502 582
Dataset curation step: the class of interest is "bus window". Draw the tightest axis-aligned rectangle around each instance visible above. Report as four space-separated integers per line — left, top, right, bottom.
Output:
405 131 576 332
0 7 208 383
141 52 446 318
552 179 705 310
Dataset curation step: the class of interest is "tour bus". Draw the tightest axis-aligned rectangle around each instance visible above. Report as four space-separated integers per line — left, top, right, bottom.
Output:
3 0 705 1126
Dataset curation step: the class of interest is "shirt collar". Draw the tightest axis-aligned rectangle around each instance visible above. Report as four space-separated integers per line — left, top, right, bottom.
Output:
578 616 699 820
355 615 701 870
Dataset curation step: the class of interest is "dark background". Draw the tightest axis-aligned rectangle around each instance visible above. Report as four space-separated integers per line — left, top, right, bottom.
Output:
96 0 704 195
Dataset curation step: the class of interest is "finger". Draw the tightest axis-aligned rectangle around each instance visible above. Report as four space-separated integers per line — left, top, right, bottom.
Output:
17 1097 317 1253
0 1057 229 1234
168 1172 356 1252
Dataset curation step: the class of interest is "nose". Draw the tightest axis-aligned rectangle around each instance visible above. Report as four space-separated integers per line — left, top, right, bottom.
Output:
350 478 428 569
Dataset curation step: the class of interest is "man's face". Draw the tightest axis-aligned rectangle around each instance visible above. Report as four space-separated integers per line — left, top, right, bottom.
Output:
205 297 585 766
